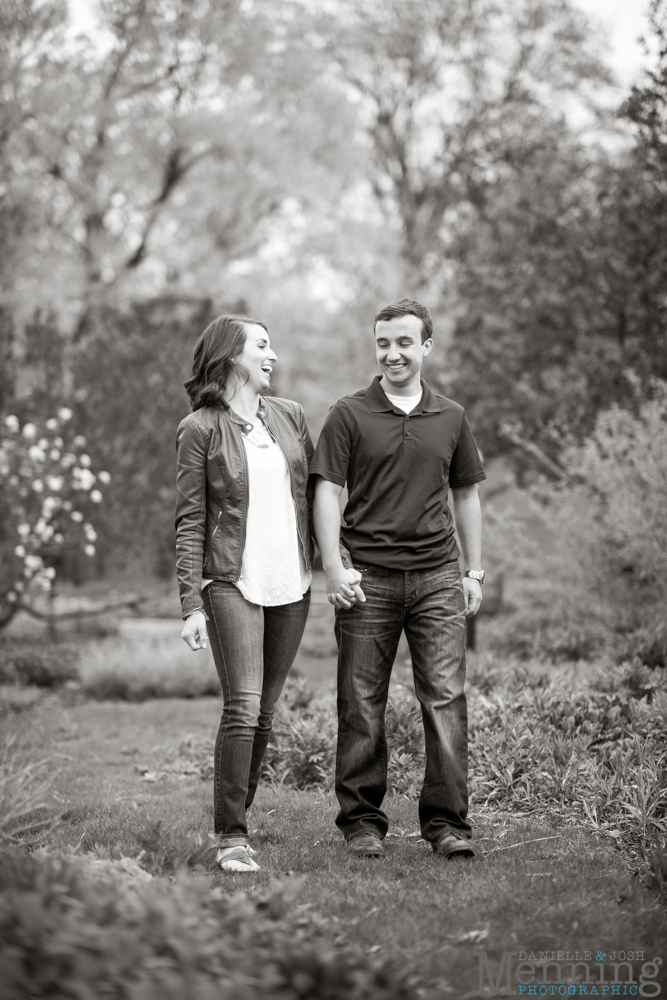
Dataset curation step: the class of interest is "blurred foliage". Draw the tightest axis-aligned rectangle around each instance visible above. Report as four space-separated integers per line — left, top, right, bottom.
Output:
0 639 78 687
0 410 108 625
486 378 667 665
0 850 415 1000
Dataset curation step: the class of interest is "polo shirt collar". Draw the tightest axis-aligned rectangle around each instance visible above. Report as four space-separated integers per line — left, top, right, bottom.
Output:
363 375 441 414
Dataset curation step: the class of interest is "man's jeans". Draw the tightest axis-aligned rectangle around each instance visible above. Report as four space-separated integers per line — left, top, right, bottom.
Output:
203 582 310 846
334 560 470 845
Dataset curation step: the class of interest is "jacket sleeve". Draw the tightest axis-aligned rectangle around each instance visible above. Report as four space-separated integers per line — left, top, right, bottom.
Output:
297 403 316 561
175 415 208 618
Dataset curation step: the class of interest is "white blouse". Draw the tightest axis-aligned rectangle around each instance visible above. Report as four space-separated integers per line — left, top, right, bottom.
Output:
203 419 311 606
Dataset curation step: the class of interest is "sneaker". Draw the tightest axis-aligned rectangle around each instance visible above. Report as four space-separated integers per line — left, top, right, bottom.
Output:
216 844 260 872
346 831 384 857
432 834 476 859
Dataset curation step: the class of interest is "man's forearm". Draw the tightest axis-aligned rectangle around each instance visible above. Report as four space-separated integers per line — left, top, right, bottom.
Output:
452 485 482 569
313 484 345 571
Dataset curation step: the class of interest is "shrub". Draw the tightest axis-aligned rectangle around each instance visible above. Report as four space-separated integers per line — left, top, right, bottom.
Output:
0 410 110 631
488 379 667 663
250 666 667 859
0 851 415 1000
0 639 79 687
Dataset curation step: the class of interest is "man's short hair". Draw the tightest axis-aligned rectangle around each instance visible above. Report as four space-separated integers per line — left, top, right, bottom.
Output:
373 298 433 343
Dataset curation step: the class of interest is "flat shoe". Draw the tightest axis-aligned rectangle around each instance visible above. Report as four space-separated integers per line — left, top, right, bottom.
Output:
347 831 384 857
432 834 476 859
216 845 260 872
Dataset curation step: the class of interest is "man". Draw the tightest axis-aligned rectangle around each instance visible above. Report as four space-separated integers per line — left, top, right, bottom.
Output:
311 298 485 859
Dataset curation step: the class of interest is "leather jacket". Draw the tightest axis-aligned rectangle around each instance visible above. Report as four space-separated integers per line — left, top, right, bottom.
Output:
175 397 314 618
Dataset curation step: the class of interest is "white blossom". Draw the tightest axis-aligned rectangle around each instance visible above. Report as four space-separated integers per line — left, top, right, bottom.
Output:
72 467 96 490
61 452 76 469
54 533 63 544
46 475 64 492
31 479 44 493
70 510 84 522
84 523 97 542
49 449 61 461
4 415 19 432
45 567 56 580
84 544 96 557
98 470 111 484
79 453 92 468
45 418 58 431
22 423 37 440
17 523 30 539
14 581 24 592
14 545 26 558
38 438 49 450
90 489 103 503
54 436 64 448
62 500 72 511
58 407 73 421
73 435 86 448
6 591 17 602
28 445 46 462
25 554 43 571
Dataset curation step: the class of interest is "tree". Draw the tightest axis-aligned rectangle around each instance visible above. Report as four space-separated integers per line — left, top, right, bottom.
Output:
313 0 611 290
445 0 667 462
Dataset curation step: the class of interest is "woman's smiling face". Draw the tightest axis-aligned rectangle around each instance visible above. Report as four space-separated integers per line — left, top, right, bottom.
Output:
236 324 277 393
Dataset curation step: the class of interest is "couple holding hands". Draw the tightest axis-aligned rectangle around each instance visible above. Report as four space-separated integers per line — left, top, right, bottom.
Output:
175 298 486 872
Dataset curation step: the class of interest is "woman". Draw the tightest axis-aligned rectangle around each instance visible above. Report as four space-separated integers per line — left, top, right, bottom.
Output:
175 314 313 872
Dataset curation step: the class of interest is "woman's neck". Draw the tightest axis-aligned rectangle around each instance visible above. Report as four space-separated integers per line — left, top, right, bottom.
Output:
224 381 262 424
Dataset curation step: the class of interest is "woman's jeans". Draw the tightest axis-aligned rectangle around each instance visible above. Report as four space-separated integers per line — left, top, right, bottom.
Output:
203 582 310 846
334 560 470 845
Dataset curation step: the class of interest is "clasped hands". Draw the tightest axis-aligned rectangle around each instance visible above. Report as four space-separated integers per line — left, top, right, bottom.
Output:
325 565 366 609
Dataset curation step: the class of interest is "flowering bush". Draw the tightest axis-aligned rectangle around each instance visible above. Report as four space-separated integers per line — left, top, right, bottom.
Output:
0 409 110 629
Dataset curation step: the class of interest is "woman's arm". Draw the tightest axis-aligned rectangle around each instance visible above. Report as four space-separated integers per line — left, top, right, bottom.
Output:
175 415 208 620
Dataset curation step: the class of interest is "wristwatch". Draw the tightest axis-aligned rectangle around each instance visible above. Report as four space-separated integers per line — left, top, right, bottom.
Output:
464 569 485 584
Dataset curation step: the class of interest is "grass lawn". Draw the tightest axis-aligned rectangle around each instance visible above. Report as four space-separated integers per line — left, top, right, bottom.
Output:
5 692 666 998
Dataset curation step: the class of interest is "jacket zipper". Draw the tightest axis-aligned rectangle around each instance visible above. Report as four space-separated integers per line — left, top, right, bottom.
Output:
263 411 311 571
236 425 249 580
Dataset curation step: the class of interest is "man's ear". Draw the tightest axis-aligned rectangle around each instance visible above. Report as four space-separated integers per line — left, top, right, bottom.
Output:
422 338 433 357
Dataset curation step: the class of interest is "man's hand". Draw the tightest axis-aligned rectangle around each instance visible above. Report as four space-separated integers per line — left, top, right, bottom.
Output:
181 611 209 650
325 565 366 610
462 577 482 618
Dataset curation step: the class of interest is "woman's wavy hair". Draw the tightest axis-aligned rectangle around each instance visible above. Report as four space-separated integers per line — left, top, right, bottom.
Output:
184 314 268 411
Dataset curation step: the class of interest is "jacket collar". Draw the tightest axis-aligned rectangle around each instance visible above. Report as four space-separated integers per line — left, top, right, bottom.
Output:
220 397 269 430
363 375 441 414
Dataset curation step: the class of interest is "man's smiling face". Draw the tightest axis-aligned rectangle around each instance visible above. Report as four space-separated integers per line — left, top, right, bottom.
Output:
374 314 432 391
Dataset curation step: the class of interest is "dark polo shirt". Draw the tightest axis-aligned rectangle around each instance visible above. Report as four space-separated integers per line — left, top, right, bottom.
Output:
310 376 486 570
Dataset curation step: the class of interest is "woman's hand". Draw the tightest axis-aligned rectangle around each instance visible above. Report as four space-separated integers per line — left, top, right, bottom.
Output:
325 566 365 610
181 611 209 651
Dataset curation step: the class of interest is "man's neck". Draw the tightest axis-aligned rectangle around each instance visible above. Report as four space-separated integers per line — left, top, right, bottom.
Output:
379 374 423 398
